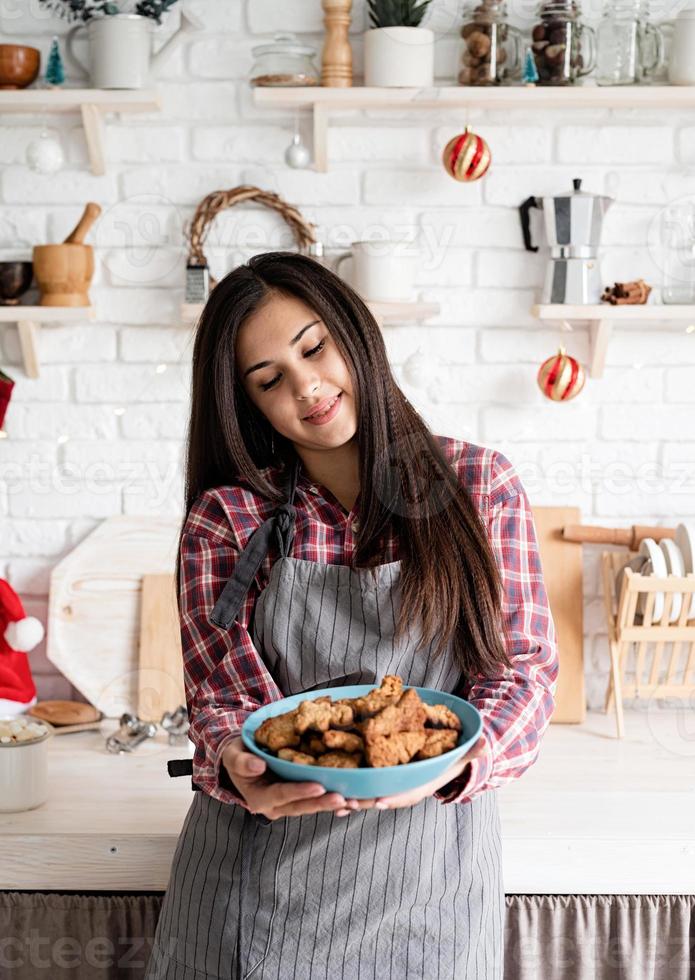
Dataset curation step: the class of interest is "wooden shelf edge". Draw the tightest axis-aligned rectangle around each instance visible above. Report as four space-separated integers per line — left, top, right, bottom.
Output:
252 84 695 110
0 88 161 112
533 303 695 321
0 306 95 378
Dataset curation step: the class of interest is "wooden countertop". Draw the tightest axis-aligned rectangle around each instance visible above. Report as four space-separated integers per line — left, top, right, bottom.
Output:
0 708 692 894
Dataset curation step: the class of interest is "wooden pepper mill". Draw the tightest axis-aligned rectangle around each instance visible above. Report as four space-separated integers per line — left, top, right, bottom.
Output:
32 201 101 306
321 0 353 87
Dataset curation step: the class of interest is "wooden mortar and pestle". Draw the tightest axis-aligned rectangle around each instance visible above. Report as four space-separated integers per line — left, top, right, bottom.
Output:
32 202 102 306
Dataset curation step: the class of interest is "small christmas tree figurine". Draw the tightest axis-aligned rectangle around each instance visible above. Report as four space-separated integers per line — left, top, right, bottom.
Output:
522 46 539 87
45 36 65 87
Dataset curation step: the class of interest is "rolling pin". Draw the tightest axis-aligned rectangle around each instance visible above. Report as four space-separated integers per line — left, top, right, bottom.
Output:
63 201 102 244
562 523 676 549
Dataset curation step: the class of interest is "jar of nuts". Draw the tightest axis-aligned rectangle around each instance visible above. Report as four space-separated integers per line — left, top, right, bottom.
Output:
459 1 523 86
250 33 320 88
531 0 597 86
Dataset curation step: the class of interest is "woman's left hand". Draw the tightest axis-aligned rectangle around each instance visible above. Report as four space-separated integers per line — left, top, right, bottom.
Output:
337 736 487 817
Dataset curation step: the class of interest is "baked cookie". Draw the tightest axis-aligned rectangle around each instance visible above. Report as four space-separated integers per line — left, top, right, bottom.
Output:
317 751 362 769
414 729 459 760
295 698 354 734
362 688 427 743
277 748 317 765
255 709 301 752
424 703 462 731
365 730 427 767
323 729 364 753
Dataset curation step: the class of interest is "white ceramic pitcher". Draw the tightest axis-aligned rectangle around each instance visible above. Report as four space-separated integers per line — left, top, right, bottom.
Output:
65 10 200 89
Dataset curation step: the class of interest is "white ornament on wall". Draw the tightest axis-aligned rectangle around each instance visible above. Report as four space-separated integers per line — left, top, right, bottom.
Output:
403 347 442 389
284 109 311 169
26 127 64 175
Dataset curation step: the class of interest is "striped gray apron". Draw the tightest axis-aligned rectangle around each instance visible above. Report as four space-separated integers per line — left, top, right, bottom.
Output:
146 461 504 980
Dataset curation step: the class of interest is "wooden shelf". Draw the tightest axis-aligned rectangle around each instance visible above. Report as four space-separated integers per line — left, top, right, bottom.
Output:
0 88 161 175
0 305 96 378
532 303 695 378
181 300 439 327
252 85 695 171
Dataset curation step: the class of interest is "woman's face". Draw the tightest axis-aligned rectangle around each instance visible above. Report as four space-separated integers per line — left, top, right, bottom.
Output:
236 291 358 453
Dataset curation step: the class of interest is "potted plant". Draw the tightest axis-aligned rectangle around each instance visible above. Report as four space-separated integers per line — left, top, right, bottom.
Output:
37 0 200 89
364 0 435 87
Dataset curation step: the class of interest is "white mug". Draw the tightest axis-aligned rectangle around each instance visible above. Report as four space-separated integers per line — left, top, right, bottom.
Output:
668 10 695 84
335 239 417 303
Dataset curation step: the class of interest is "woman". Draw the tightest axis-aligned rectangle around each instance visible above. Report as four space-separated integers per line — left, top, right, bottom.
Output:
146 252 558 980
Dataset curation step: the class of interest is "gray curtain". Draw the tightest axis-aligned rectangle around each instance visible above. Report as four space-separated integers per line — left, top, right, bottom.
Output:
1 892 693 979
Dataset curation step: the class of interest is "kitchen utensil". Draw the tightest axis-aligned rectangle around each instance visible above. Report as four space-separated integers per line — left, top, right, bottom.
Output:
602 550 695 737
27 699 101 726
0 44 40 89
0 716 54 812
335 239 418 303
32 202 101 307
48 515 181 717
65 11 200 89
533 506 585 723
638 538 667 620
160 704 190 746
242 685 482 800
660 539 685 623
519 178 613 304
675 523 695 618
137 574 186 724
562 523 676 549
105 713 157 754
0 261 33 305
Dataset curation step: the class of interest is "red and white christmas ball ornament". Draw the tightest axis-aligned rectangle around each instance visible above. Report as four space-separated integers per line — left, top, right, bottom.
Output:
0 578 42 717
537 347 586 401
442 127 492 182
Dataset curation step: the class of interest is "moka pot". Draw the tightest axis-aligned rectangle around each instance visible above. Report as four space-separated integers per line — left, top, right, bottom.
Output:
519 178 613 304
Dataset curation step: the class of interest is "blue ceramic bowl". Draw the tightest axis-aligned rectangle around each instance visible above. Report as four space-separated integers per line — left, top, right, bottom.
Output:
241 685 482 800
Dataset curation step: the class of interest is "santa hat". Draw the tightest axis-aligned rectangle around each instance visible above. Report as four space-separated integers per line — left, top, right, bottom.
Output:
0 578 43 714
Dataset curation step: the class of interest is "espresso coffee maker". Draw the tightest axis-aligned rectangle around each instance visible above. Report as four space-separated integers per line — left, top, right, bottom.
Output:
519 178 613 304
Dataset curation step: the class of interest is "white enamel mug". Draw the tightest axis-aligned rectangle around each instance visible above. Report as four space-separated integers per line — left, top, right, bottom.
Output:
0 717 54 813
335 239 417 302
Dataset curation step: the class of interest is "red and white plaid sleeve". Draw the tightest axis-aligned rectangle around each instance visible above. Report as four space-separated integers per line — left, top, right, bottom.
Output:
435 450 559 806
179 491 283 808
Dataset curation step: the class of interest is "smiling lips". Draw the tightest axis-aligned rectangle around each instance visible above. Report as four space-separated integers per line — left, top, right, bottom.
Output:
303 393 340 419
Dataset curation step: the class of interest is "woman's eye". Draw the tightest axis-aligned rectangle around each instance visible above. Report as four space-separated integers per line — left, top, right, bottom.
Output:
259 338 326 392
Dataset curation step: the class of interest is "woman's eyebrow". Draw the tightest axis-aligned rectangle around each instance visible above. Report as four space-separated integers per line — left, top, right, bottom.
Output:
242 319 321 379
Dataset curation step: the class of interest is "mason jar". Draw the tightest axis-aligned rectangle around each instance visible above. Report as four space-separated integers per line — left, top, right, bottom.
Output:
458 0 523 86
531 0 596 86
250 33 319 87
596 0 666 85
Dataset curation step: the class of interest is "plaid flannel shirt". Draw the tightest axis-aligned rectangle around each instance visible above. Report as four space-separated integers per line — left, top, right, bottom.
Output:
178 436 559 809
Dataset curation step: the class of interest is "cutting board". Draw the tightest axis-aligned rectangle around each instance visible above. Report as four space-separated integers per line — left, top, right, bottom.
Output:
48 516 181 717
137 573 185 723
532 506 585 724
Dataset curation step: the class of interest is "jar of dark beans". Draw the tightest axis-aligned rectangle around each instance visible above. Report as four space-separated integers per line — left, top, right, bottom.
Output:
458 0 523 86
531 0 596 85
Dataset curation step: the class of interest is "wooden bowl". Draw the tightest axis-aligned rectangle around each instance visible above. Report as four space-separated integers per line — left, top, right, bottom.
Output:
32 244 94 306
0 261 33 305
0 45 40 90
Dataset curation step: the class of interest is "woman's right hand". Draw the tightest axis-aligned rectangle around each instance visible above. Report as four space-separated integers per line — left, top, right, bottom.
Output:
220 737 355 820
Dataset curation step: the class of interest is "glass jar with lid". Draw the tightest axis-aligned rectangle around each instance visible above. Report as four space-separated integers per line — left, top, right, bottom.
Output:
458 0 523 86
250 33 319 87
596 0 666 85
531 0 596 85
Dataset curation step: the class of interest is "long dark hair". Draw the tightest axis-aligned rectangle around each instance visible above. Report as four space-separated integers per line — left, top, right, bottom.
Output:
182 251 512 682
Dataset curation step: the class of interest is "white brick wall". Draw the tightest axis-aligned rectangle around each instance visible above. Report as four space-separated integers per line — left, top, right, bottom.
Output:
1 0 694 713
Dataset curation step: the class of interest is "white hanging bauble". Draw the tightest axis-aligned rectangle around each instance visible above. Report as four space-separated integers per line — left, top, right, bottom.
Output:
26 131 64 175
284 133 311 169
403 348 441 389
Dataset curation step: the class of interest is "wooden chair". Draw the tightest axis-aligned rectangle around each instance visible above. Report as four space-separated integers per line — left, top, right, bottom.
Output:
602 550 695 737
